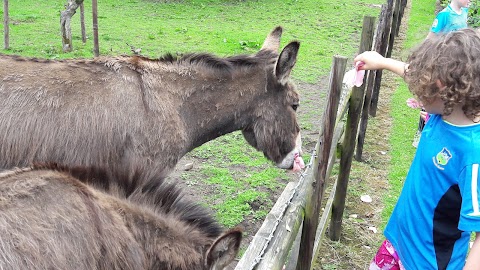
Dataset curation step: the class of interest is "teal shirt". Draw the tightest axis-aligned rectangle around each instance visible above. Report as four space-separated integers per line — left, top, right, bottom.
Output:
431 5 468 34
384 115 480 269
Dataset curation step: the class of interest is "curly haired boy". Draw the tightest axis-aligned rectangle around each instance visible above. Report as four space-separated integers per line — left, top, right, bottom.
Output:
355 28 480 269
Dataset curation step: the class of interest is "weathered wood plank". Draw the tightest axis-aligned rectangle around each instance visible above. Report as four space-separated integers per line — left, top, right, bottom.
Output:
285 122 345 270
234 178 301 270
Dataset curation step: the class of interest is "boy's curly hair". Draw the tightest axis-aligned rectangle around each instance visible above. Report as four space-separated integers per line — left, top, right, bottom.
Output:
405 28 480 121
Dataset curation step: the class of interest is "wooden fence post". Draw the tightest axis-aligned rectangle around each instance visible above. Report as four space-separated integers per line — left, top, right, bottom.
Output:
355 13 383 161
295 56 346 270
329 16 375 241
396 0 407 36
92 0 99 56
3 0 9 50
386 0 401 58
369 0 394 117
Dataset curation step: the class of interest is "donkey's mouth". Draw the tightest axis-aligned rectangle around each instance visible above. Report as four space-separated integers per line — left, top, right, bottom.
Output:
276 134 304 171
276 151 304 171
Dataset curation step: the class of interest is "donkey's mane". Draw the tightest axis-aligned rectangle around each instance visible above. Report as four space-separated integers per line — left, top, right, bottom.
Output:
1 49 278 76
124 48 278 76
160 49 277 69
31 163 223 238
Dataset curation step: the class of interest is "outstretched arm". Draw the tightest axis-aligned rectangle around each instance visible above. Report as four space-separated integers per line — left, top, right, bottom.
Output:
354 51 408 77
464 232 480 269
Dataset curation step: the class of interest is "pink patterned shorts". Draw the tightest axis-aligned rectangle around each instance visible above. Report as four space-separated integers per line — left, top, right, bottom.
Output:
369 240 406 270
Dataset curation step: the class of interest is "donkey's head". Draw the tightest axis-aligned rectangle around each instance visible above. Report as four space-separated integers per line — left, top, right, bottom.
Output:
242 26 303 170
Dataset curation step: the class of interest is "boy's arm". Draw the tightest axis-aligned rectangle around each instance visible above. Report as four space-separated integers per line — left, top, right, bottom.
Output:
354 51 407 77
430 11 446 35
464 232 480 270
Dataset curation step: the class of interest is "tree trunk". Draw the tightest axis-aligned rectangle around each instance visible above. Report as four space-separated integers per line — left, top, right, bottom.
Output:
60 0 84 52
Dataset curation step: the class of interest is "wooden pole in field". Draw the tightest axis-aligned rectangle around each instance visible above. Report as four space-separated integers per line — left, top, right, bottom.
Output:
295 55 345 270
329 16 375 241
3 0 9 50
80 2 86 44
92 0 99 56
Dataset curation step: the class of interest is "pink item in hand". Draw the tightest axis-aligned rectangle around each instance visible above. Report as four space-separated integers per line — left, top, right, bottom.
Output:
291 153 305 172
353 61 365 87
406 98 422 109
343 61 366 88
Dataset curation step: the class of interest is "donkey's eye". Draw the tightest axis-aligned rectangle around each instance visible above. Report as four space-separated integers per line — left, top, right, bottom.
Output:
291 104 299 111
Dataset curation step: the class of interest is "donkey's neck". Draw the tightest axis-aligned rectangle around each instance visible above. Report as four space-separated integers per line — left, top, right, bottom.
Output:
179 71 264 152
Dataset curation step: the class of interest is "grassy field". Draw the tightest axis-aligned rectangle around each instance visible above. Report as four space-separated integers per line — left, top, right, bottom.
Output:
2 0 384 82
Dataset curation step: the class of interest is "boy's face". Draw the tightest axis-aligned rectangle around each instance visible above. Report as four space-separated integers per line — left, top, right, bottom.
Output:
455 0 471 8
421 80 446 115
422 97 444 115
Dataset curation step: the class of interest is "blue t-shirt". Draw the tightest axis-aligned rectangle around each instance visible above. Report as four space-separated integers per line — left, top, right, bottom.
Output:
431 5 468 34
385 114 480 269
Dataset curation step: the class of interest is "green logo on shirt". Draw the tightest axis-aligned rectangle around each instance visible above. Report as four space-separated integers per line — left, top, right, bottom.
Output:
435 147 452 166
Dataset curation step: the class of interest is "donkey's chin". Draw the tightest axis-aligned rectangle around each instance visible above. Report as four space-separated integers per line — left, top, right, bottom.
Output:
276 150 305 172
276 154 296 169
276 134 304 171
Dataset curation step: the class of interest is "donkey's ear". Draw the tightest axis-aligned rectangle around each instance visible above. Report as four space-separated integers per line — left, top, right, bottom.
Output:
206 228 242 269
261 26 283 52
275 41 300 85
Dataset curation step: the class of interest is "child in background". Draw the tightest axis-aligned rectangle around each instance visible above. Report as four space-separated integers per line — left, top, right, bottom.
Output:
354 28 480 269
428 0 470 38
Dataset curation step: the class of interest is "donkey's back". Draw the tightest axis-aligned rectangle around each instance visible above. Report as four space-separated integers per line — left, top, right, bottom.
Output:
0 26 304 179
0 55 152 171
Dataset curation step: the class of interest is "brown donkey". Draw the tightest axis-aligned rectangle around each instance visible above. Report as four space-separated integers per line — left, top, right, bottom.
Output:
0 164 241 270
0 26 303 179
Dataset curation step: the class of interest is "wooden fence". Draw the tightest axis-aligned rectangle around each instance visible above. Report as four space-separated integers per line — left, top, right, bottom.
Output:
235 0 407 269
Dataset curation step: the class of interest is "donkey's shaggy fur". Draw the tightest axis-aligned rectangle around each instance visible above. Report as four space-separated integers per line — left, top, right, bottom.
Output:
0 164 241 270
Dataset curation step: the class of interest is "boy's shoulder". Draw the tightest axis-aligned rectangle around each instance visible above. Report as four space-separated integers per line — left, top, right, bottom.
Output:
437 5 468 16
437 5 453 16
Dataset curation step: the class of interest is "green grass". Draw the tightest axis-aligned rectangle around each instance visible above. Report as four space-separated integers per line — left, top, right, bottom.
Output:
2 0 383 83
199 163 284 227
383 0 436 223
